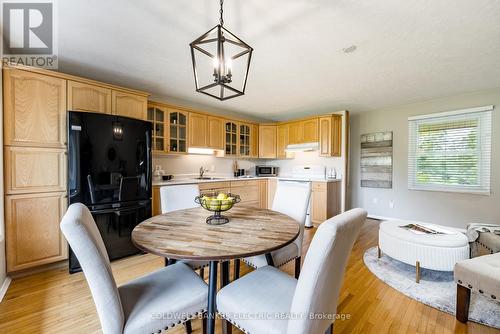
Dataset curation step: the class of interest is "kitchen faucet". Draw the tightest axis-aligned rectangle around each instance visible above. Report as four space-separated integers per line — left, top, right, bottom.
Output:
199 166 208 178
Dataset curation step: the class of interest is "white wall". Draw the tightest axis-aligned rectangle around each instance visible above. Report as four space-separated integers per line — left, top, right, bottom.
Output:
349 88 500 228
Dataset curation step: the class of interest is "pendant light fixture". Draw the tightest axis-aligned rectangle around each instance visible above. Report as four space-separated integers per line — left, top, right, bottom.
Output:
189 0 253 100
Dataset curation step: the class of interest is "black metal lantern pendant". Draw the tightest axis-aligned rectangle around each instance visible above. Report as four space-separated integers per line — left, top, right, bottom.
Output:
190 0 253 101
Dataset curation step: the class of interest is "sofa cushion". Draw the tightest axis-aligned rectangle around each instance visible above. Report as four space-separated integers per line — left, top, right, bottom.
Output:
454 252 500 301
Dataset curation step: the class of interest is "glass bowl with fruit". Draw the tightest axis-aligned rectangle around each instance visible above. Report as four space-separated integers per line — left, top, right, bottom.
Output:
194 191 241 225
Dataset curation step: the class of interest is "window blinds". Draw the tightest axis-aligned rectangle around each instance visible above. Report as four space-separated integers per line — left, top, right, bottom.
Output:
408 105 493 194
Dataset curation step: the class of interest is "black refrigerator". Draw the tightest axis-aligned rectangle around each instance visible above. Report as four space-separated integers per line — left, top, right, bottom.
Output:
68 111 152 273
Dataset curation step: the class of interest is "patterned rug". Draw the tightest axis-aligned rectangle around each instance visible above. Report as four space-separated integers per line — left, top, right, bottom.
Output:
363 247 500 329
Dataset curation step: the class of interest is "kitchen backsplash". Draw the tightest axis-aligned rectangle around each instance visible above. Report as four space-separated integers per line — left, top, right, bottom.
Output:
153 154 260 177
263 151 344 178
153 151 344 178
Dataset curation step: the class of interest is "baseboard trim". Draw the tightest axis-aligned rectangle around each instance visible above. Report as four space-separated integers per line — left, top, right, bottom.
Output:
0 277 11 303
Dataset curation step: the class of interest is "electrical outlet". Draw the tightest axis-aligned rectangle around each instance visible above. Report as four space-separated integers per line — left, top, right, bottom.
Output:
389 200 394 209
210 165 215 172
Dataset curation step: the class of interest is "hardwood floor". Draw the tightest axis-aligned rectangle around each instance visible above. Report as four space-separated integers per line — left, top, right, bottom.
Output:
0 219 498 333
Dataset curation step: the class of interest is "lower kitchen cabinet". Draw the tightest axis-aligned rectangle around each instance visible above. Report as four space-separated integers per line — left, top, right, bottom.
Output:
5 192 68 273
152 186 161 216
311 181 341 224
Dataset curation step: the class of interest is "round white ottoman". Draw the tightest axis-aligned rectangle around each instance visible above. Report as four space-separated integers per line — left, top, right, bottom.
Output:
378 220 469 282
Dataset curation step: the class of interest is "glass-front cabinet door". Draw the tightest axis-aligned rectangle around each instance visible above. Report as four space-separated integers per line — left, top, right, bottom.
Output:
239 123 251 157
225 121 238 156
168 110 187 153
147 105 166 152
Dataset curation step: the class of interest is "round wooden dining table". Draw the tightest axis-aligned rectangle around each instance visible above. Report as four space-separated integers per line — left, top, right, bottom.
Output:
132 206 300 334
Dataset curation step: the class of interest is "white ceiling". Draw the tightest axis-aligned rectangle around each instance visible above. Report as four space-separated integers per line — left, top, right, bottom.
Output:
58 0 500 121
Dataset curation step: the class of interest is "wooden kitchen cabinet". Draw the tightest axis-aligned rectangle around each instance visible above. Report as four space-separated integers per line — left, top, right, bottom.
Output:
147 105 167 153
199 182 231 195
288 122 303 145
207 116 224 150
189 113 208 148
251 124 259 158
152 186 161 216
230 180 260 207
319 115 342 157
167 109 188 154
310 181 341 224
277 124 295 159
258 125 277 159
5 192 68 272
3 68 67 148
112 90 148 120
239 122 252 157
267 178 277 209
67 81 111 114
4 146 66 195
303 118 319 143
224 121 238 156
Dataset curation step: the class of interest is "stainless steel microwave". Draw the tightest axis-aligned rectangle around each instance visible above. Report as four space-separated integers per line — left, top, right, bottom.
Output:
256 166 279 177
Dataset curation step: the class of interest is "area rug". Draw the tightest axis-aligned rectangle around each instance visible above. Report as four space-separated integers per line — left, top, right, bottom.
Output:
363 247 500 329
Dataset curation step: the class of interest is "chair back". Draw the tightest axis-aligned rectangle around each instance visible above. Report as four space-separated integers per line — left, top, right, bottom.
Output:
287 208 367 334
272 181 311 257
118 176 140 202
160 184 200 213
87 175 97 204
60 203 124 334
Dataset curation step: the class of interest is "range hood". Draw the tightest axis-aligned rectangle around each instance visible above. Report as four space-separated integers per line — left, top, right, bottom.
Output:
285 142 319 152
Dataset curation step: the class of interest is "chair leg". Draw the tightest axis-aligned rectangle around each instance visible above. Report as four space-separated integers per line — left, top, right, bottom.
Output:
415 261 420 283
456 284 471 323
234 259 240 280
325 323 333 334
184 320 192 334
294 257 301 279
222 319 233 334
202 315 207 334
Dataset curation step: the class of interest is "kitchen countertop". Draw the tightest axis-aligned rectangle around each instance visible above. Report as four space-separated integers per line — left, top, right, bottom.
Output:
152 175 341 187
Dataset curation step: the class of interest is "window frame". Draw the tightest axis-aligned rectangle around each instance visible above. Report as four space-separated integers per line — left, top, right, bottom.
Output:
408 105 493 195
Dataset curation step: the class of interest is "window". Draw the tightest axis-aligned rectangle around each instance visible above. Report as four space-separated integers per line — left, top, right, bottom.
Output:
408 106 493 194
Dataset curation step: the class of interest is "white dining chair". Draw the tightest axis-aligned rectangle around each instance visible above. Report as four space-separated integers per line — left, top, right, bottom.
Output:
160 184 210 274
217 208 367 334
235 180 311 279
61 203 208 334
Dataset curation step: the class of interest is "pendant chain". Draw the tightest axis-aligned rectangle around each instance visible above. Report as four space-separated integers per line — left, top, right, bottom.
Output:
219 0 224 26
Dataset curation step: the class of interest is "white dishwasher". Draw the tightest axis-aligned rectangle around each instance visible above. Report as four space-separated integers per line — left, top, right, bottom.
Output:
277 165 326 228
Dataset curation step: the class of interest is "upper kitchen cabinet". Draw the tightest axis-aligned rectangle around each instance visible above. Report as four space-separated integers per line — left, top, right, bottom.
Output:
67 81 111 114
167 109 188 153
288 121 303 145
239 122 251 157
258 124 277 159
3 68 66 148
188 112 207 148
303 118 319 143
112 90 148 120
319 115 342 157
277 123 294 159
250 124 259 158
147 104 166 152
225 120 238 156
207 116 224 150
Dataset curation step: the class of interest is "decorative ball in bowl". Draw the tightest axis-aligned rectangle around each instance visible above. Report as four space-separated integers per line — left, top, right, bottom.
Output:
194 191 241 225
